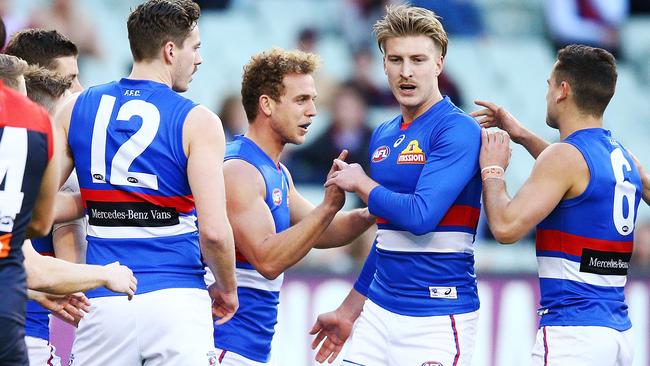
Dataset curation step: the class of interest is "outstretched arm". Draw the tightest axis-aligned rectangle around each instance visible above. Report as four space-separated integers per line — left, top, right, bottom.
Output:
23 240 137 297
480 129 583 243
225 156 345 280
471 99 550 159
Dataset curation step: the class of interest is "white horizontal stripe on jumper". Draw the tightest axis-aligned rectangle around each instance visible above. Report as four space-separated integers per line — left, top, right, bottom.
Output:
205 267 284 292
375 229 475 253
86 214 197 239
537 256 627 288
235 268 284 292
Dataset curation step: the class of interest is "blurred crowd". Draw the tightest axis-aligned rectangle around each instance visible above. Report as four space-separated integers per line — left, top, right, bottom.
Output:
4 0 650 274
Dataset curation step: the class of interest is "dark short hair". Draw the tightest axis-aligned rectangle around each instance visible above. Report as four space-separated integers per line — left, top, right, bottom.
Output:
241 48 320 122
24 66 72 114
5 29 78 69
554 44 617 117
127 0 200 62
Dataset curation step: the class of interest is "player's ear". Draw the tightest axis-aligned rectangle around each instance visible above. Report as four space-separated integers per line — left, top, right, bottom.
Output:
557 81 570 103
259 95 273 117
163 42 174 64
435 54 444 77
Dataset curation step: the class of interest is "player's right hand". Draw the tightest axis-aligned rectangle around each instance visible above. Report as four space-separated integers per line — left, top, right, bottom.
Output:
309 309 354 364
480 129 512 171
208 283 239 325
323 150 348 211
471 99 525 143
103 261 137 300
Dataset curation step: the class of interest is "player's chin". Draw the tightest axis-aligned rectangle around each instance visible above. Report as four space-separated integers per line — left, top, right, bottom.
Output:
172 81 191 93
292 135 306 145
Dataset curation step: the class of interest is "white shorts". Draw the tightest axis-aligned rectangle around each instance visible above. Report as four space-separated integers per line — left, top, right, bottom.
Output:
215 347 270 366
25 336 61 366
70 288 217 366
342 300 478 366
532 325 633 366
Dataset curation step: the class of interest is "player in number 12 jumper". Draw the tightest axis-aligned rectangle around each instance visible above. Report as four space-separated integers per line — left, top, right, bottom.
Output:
54 1 237 365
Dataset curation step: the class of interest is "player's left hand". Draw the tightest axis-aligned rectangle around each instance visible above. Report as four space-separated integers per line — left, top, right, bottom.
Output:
480 128 511 170
36 292 90 327
325 160 367 193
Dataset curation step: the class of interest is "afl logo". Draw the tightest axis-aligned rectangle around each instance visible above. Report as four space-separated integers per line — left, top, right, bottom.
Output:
421 362 443 366
372 146 390 163
394 134 406 147
272 188 283 206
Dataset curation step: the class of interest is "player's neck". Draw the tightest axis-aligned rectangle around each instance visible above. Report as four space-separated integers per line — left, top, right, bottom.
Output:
245 126 284 165
128 61 173 88
400 90 443 125
558 111 603 140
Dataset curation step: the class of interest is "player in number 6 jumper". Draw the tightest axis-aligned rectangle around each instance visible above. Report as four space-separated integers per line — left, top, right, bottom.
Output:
473 44 640 366
54 1 237 365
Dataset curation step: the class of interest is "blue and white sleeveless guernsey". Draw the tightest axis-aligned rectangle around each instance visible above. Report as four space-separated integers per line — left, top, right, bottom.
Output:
25 233 54 341
214 135 291 362
536 128 641 331
354 96 482 316
68 78 205 297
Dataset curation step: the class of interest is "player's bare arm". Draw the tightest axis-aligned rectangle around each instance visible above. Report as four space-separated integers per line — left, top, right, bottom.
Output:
27 116 60 238
53 190 84 224
23 240 137 298
224 157 345 280
52 214 87 264
481 129 587 243
628 152 650 205
310 288 367 364
283 152 375 249
53 173 87 263
184 105 238 323
53 92 80 187
472 99 550 159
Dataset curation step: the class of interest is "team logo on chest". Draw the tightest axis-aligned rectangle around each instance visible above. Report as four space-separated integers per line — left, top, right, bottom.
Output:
272 188 283 206
397 140 426 164
372 146 390 163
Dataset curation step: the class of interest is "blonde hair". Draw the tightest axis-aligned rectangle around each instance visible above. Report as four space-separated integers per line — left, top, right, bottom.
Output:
241 47 320 122
0 54 28 90
373 5 448 57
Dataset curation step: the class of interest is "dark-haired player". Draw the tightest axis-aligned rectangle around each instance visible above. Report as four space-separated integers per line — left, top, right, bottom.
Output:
475 44 639 365
55 1 237 365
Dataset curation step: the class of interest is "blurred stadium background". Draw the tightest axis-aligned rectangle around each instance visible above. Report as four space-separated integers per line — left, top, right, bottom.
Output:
6 0 650 364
